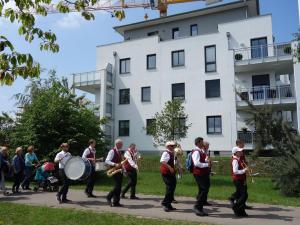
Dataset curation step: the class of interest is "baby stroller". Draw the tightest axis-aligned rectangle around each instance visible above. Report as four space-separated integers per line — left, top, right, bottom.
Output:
33 162 59 192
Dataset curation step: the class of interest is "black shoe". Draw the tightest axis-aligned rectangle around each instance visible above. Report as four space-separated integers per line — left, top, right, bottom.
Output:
25 187 31 190
204 202 212 206
121 194 127 199
169 206 177 210
162 205 170 212
56 194 62 204
112 202 123 207
172 199 178 204
130 196 139 200
245 205 253 210
194 206 208 216
87 193 97 198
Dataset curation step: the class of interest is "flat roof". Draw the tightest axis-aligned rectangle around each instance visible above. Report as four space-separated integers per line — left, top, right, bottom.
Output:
114 0 259 36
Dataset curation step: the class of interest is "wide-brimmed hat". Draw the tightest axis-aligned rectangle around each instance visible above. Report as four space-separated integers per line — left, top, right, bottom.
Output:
165 141 177 147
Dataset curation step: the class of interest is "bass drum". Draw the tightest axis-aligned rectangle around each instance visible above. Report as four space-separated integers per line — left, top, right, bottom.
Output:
64 156 91 181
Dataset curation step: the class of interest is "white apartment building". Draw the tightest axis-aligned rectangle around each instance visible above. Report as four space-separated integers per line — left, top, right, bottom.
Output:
71 0 300 154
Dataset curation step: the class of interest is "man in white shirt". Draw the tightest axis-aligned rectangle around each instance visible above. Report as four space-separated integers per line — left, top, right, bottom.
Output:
230 147 249 217
121 143 139 199
191 137 210 216
54 143 72 204
82 139 103 198
105 139 123 207
160 141 177 212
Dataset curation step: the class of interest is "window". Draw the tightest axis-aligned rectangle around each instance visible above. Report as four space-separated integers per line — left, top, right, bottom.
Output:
190 24 198 36
141 87 151 102
172 28 179 39
147 54 156 70
251 37 268 58
119 120 130 136
148 31 158 36
207 116 222 134
146 119 156 135
205 79 220 98
172 50 185 67
205 45 216 72
172 83 185 100
119 58 130 74
174 117 186 138
119 89 130 104
106 93 113 114
105 125 112 139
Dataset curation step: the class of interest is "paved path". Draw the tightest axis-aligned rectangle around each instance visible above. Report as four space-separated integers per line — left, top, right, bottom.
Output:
1 189 299 225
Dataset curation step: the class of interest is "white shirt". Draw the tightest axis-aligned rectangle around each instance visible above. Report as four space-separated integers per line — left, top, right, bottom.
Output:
192 147 209 168
55 150 71 169
160 150 174 163
124 150 138 169
232 156 246 175
105 147 120 166
82 147 96 160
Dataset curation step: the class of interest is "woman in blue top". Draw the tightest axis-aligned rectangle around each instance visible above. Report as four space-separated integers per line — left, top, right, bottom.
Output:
12 147 25 193
21 145 39 190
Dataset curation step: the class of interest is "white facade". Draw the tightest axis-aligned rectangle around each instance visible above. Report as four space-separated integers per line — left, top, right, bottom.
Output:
72 0 300 154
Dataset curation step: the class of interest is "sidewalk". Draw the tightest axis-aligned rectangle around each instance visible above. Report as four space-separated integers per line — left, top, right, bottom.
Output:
1 189 299 225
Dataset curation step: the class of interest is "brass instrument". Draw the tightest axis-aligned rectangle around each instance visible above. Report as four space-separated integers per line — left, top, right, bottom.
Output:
106 158 128 177
208 150 219 176
241 162 259 183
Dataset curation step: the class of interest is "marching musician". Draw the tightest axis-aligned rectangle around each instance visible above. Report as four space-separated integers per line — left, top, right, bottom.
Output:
192 137 210 216
160 141 177 212
229 139 252 209
54 143 72 204
82 139 103 198
121 143 139 199
202 141 212 206
105 139 124 207
230 147 249 217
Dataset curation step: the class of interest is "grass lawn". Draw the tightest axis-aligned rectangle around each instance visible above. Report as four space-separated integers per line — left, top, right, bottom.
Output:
71 172 300 207
0 202 203 225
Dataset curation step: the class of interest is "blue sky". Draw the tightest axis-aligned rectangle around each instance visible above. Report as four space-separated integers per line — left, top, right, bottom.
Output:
0 0 299 114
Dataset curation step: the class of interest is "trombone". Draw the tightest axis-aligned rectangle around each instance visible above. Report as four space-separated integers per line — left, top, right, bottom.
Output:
106 158 128 177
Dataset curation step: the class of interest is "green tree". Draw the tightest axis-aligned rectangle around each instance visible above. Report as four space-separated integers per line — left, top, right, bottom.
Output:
237 91 300 196
0 112 14 146
11 70 108 160
0 0 124 85
147 99 191 147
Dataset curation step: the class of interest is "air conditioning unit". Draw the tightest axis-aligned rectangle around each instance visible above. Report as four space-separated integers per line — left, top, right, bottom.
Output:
206 0 223 5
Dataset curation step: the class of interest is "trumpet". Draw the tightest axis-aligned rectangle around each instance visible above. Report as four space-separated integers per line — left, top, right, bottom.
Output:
241 162 259 183
106 158 128 177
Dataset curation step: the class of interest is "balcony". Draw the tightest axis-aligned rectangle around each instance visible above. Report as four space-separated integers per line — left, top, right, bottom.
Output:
233 43 293 73
237 131 255 145
236 85 296 107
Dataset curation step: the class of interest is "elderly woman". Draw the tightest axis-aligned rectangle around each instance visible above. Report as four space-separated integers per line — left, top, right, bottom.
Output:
21 145 39 190
12 147 25 193
0 146 10 196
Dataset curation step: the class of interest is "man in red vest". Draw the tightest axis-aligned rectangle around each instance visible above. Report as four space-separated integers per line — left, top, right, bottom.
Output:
192 137 210 216
231 147 249 217
121 143 139 199
160 141 177 212
105 139 124 207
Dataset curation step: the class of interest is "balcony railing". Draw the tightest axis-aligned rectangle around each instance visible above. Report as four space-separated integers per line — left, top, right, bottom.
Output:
237 85 294 103
237 131 255 144
73 71 101 87
233 43 292 63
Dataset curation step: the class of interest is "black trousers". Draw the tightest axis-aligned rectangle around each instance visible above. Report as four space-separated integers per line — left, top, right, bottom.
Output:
107 172 123 204
161 173 177 207
13 171 24 191
232 180 248 215
122 170 137 197
58 169 70 200
194 174 210 210
86 166 96 194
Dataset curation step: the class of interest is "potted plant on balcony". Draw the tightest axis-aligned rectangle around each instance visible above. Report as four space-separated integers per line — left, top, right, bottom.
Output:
284 45 292 54
235 53 243 61
241 127 248 133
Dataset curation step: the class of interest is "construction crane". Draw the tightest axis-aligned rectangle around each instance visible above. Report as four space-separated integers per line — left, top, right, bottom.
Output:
41 0 223 19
